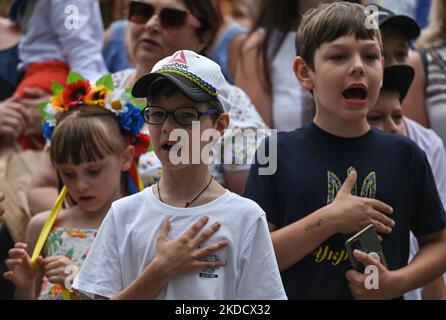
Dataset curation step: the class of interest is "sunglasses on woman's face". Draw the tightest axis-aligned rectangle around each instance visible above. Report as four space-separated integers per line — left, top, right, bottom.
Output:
128 1 202 29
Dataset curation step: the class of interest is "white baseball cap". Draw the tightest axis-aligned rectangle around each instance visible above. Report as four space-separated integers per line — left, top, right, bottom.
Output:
132 50 233 112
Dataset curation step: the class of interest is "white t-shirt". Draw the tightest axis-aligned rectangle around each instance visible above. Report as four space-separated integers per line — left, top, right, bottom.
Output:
270 31 314 132
404 117 446 300
73 187 286 300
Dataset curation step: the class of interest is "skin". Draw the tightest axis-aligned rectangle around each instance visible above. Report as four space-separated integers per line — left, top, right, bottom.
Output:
294 34 384 137
27 0 248 214
381 25 430 127
271 33 446 299
100 92 231 300
234 0 343 128
368 91 446 300
4 150 134 299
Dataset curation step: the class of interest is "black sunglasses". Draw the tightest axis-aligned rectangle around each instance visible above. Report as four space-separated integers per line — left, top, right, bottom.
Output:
128 1 202 29
142 106 220 126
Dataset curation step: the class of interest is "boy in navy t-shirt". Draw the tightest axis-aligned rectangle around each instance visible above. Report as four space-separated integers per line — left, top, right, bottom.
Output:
245 2 446 300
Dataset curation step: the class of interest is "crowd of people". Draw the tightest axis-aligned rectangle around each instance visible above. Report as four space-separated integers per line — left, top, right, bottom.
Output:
0 0 445 300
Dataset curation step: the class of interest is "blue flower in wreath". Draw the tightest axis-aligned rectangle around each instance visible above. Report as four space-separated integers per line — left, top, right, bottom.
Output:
119 103 145 135
43 121 55 140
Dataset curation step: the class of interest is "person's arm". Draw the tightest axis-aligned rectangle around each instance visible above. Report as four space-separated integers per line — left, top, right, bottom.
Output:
111 217 228 300
234 31 272 127
50 0 108 80
4 212 48 299
402 50 430 127
27 152 59 215
422 275 446 300
227 33 246 82
346 229 446 300
270 170 394 271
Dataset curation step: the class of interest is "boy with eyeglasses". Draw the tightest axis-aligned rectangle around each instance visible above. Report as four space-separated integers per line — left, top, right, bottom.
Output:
72 50 286 300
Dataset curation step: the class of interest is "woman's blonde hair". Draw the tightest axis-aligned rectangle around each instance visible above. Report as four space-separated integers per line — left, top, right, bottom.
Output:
416 0 446 49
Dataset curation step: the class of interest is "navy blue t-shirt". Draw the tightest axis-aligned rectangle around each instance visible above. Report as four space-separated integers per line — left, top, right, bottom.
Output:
244 122 446 300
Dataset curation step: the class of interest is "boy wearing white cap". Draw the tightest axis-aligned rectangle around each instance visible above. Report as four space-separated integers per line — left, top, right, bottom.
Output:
73 50 286 300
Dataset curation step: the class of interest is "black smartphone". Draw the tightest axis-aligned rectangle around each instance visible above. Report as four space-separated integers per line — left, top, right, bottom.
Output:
345 224 388 272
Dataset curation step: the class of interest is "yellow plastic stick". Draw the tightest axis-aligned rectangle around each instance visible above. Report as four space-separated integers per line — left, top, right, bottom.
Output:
31 186 72 299
31 186 68 266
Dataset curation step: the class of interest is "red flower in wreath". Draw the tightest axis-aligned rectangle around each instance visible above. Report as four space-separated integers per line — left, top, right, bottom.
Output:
62 80 91 110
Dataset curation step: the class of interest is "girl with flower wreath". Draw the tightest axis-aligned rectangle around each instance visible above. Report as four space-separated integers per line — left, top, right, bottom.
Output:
2 72 226 300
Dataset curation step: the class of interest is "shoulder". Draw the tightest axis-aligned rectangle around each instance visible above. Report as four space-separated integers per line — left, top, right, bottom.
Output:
372 128 426 160
26 210 52 248
108 188 152 220
28 210 51 233
224 192 266 221
406 117 444 153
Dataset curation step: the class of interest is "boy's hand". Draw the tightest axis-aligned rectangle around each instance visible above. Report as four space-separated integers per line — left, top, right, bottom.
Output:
330 170 395 235
42 256 74 285
3 243 43 288
153 216 229 279
346 250 401 300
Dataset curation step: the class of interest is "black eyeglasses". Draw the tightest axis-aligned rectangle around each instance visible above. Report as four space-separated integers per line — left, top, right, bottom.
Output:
142 106 220 126
128 1 202 29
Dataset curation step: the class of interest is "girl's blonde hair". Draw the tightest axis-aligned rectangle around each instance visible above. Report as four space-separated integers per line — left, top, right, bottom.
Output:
416 0 446 49
50 105 127 165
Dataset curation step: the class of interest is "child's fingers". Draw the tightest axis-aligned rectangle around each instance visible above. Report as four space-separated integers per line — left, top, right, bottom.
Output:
183 216 209 239
157 218 171 240
8 248 28 259
193 222 222 246
3 271 15 281
195 240 228 258
338 170 357 195
353 249 386 272
370 220 392 235
14 243 28 250
370 198 394 215
5 259 26 270
0 193 4 201
43 259 66 272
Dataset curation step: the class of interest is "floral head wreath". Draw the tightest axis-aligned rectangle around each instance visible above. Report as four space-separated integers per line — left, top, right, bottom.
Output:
39 71 150 194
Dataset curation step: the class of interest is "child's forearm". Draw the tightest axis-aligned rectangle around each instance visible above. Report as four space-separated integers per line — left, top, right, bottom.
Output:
112 259 171 300
271 205 338 271
394 230 446 297
14 285 35 300
421 276 446 300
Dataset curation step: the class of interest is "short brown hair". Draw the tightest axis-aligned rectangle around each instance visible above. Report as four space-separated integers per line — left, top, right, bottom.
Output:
296 2 382 70
50 106 127 165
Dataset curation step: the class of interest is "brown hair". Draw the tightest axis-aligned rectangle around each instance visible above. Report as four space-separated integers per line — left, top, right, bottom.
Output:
247 0 300 92
50 106 127 165
180 0 223 54
296 2 382 71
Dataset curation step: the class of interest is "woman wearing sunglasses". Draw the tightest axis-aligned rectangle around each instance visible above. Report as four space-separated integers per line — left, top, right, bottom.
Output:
27 0 267 215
